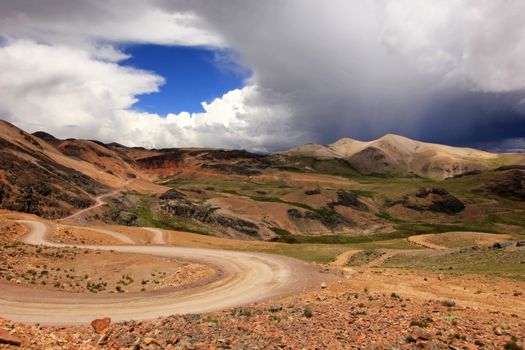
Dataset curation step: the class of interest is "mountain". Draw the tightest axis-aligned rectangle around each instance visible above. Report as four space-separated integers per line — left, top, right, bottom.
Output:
0 120 272 219
0 121 106 218
278 134 525 178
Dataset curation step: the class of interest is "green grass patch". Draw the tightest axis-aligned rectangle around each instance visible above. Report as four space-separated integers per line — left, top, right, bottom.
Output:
384 249 525 280
130 197 210 235
259 244 350 264
393 222 502 235
248 196 314 210
347 250 384 267
269 227 293 237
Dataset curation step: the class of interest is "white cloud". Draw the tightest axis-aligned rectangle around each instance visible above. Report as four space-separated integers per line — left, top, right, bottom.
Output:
0 40 294 151
0 40 163 135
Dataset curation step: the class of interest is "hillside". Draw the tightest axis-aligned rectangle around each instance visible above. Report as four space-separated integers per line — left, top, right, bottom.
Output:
0 121 106 218
1 120 525 242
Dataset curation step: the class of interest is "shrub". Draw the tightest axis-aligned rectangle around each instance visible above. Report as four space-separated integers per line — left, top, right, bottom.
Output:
303 305 313 318
410 320 428 328
440 299 456 307
504 337 523 350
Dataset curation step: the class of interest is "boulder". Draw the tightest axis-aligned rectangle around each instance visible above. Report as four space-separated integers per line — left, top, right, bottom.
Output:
159 189 186 200
412 326 432 341
460 246 479 253
492 241 514 249
91 317 111 333
304 189 321 195
287 208 303 219
0 329 22 346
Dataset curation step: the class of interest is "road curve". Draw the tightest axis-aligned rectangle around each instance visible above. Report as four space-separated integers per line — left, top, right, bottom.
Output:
0 219 326 325
144 227 167 244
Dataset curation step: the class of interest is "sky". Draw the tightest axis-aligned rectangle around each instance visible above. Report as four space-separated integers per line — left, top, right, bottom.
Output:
123 45 248 115
0 0 524 152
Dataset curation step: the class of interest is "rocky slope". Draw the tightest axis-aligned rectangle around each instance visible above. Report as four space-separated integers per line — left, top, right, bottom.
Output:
2 119 525 240
0 121 105 218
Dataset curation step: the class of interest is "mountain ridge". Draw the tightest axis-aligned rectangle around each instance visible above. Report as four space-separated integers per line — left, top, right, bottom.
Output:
278 133 524 178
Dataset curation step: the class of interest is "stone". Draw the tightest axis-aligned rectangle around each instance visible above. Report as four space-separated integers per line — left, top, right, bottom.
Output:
492 241 514 249
91 317 111 333
144 337 157 345
493 326 503 335
0 329 22 346
269 305 283 312
412 326 432 341
320 282 327 289
97 332 110 346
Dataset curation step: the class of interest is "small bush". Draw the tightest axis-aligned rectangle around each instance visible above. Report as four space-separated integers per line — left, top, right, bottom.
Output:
303 305 313 318
405 335 416 343
504 337 523 350
440 299 456 307
410 320 428 328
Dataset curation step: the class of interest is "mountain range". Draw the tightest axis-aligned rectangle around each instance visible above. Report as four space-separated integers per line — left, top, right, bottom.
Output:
279 133 525 178
1 119 525 241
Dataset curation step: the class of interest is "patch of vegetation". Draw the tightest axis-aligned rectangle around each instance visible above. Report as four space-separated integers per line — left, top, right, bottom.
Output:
269 227 293 237
504 336 523 350
303 304 313 318
130 195 211 235
393 222 501 235
440 299 456 307
272 156 361 178
384 248 525 280
247 195 314 211
347 250 384 267
405 335 416 343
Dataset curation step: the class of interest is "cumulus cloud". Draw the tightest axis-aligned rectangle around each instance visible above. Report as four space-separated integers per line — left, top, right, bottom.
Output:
0 40 163 137
1 0 525 151
0 40 294 151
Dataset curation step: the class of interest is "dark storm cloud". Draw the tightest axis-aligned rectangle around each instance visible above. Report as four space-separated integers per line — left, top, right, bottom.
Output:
162 0 525 150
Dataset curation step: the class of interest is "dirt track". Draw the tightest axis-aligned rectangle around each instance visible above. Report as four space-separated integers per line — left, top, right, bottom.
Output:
0 219 329 325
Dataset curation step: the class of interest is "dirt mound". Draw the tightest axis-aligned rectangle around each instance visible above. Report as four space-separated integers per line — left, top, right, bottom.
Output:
474 170 525 200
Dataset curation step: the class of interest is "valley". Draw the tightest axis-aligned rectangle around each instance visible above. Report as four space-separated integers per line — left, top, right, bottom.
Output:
0 119 524 349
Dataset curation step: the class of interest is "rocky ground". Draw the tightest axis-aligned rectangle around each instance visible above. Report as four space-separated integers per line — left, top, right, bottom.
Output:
1 217 524 349
1 281 524 349
0 242 213 294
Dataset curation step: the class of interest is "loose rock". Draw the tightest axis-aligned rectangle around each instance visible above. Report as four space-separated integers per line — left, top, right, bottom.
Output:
91 317 111 333
0 328 22 346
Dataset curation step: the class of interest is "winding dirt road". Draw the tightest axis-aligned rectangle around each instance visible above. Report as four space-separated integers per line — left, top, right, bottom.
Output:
0 219 327 325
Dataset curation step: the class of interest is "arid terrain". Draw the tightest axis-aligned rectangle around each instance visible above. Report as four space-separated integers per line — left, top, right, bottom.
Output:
1 120 525 349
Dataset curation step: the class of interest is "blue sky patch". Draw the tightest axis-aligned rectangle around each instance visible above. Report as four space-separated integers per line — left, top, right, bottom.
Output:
123 44 249 115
